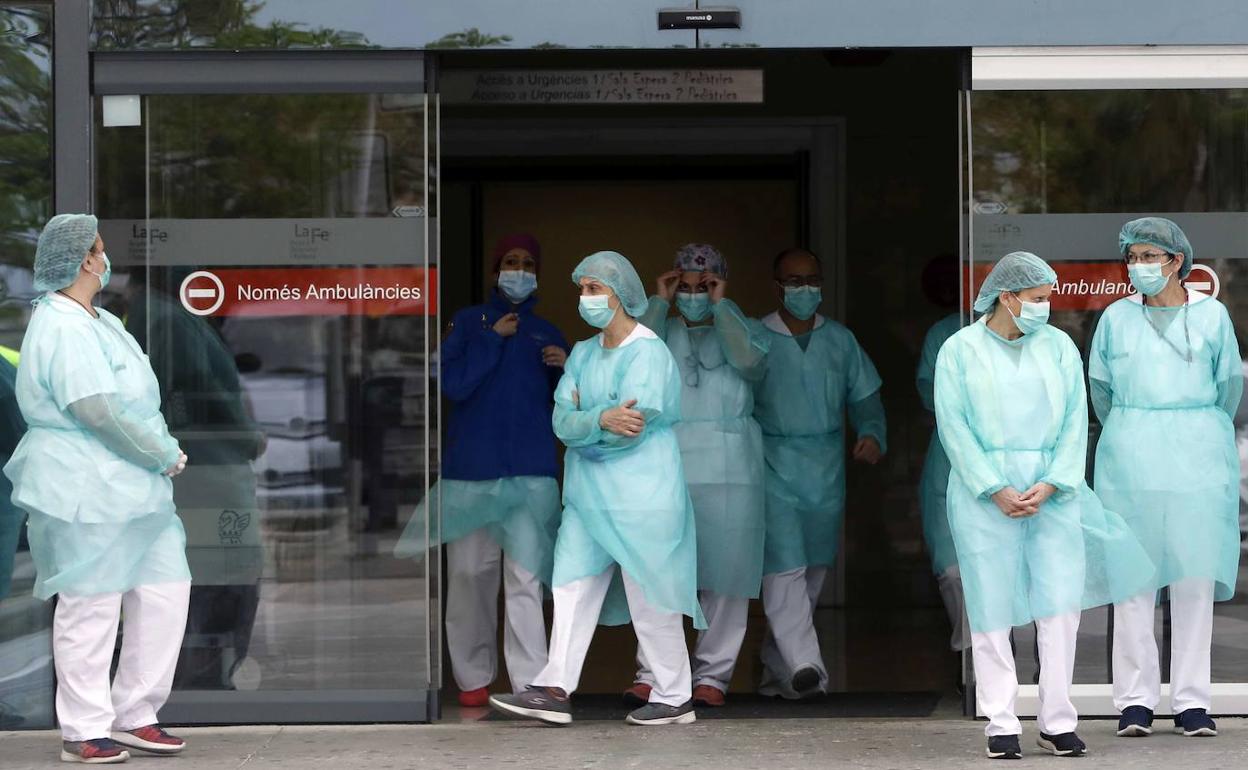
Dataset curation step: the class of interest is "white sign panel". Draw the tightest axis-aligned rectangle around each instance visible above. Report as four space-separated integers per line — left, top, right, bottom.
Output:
442 69 764 105
98 218 428 267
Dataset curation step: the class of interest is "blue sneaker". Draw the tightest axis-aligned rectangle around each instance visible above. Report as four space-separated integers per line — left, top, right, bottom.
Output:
1037 732 1087 757
1173 708 1217 737
986 734 1021 760
1117 705 1154 737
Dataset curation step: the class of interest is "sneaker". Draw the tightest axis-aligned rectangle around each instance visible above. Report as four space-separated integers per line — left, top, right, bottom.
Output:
986 734 1021 760
489 686 572 726
1173 708 1217 737
622 682 652 707
790 666 822 697
1037 732 1087 757
457 687 490 708
111 725 185 755
1116 705 1154 737
692 684 725 708
60 738 130 764
625 700 696 726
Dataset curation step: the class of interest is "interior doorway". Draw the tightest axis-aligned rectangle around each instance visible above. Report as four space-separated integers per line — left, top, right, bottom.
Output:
436 47 965 710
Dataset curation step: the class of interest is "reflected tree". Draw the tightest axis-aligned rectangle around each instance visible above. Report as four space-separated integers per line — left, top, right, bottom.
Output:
0 6 52 272
94 0 370 49
427 28 512 49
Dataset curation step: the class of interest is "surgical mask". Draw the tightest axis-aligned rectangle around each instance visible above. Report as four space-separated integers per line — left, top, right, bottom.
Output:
578 294 616 328
675 292 712 322
782 286 822 321
85 252 111 290
1127 261 1173 297
497 270 537 303
1007 296 1050 335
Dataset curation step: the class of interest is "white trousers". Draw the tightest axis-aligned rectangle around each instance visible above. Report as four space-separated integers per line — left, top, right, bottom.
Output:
53 580 191 742
635 590 750 693
759 567 828 697
533 565 692 706
972 611 1080 737
1113 578 1215 714
937 565 972 652
445 528 547 694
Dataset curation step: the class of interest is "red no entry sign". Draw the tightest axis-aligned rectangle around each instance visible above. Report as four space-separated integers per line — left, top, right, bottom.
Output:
177 267 437 317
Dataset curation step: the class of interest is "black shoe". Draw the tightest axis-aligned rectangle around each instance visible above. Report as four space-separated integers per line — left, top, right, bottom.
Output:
625 700 696 726
986 734 1021 760
1037 732 1087 757
1117 705 1154 737
790 666 822 697
489 687 572 726
1173 708 1217 737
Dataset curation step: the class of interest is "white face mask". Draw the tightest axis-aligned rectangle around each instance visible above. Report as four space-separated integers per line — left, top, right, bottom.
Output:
497 270 537 303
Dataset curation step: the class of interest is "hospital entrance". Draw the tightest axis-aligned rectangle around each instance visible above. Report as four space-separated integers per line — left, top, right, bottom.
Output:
436 47 966 713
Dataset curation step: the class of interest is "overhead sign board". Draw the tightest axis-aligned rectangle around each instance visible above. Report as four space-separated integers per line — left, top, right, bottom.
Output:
441 69 764 106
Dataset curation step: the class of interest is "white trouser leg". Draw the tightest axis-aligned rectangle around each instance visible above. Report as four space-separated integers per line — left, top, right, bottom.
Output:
622 571 692 707
531 567 614 695
1169 578 1215 714
445 529 503 692
692 591 750 692
501 555 548 693
54 591 123 741
971 627 1021 737
111 581 192 732
761 568 827 694
937 566 972 652
1035 611 1080 736
634 645 655 687
1113 589 1161 711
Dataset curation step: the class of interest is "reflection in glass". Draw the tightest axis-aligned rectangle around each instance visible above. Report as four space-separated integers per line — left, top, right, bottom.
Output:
0 3 53 730
95 91 433 706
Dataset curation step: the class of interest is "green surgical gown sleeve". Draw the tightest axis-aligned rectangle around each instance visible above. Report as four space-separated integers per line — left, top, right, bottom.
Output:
1088 313 1114 425
848 392 887 454
552 350 610 449
1039 337 1090 503
639 296 671 341
712 299 769 381
68 394 181 473
1213 305 1244 418
934 341 1008 499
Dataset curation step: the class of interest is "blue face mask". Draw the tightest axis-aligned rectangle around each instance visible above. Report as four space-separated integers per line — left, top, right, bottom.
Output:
1127 260 1173 297
86 252 111 290
1007 295 1050 335
675 292 712 322
782 285 821 320
578 294 616 329
497 270 537 303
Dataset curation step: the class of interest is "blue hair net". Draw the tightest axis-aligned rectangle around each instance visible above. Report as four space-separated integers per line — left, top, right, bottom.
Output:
571 251 649 318
1118 217 1194 278
973 251 1057 314
34 214 98 292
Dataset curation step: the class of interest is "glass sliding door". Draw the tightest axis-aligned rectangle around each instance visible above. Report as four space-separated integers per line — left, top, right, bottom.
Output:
91 52 440 723
965 46 1248 716
0 0 53 731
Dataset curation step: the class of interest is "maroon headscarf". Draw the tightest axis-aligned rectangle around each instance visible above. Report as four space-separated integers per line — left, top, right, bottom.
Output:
492 233 542 275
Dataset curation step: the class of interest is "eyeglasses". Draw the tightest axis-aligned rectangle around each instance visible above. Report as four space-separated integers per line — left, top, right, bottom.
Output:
1124 251 1173 265
776 276 823 289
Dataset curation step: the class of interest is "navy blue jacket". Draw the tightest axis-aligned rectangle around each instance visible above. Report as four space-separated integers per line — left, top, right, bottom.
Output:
440 291 569 481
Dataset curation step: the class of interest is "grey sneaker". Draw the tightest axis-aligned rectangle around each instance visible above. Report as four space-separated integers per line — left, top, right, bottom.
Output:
489 687 572 725
625 700 696 726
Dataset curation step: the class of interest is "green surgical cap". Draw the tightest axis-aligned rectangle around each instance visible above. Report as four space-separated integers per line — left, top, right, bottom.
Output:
1119 217 1194 278
34 214 98 292
571 250 649 318
973 251 1057 314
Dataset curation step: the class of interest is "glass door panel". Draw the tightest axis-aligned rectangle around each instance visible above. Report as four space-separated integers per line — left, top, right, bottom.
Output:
93 78 439 721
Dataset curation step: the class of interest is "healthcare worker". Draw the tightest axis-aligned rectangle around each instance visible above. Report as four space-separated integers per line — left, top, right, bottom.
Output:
4 215 191 763
753 247 885 699
916 256 970 652
1091 218 1242 739
935 251 1154 760
397 234 568 706
624 243 767 708
490 250 703 727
